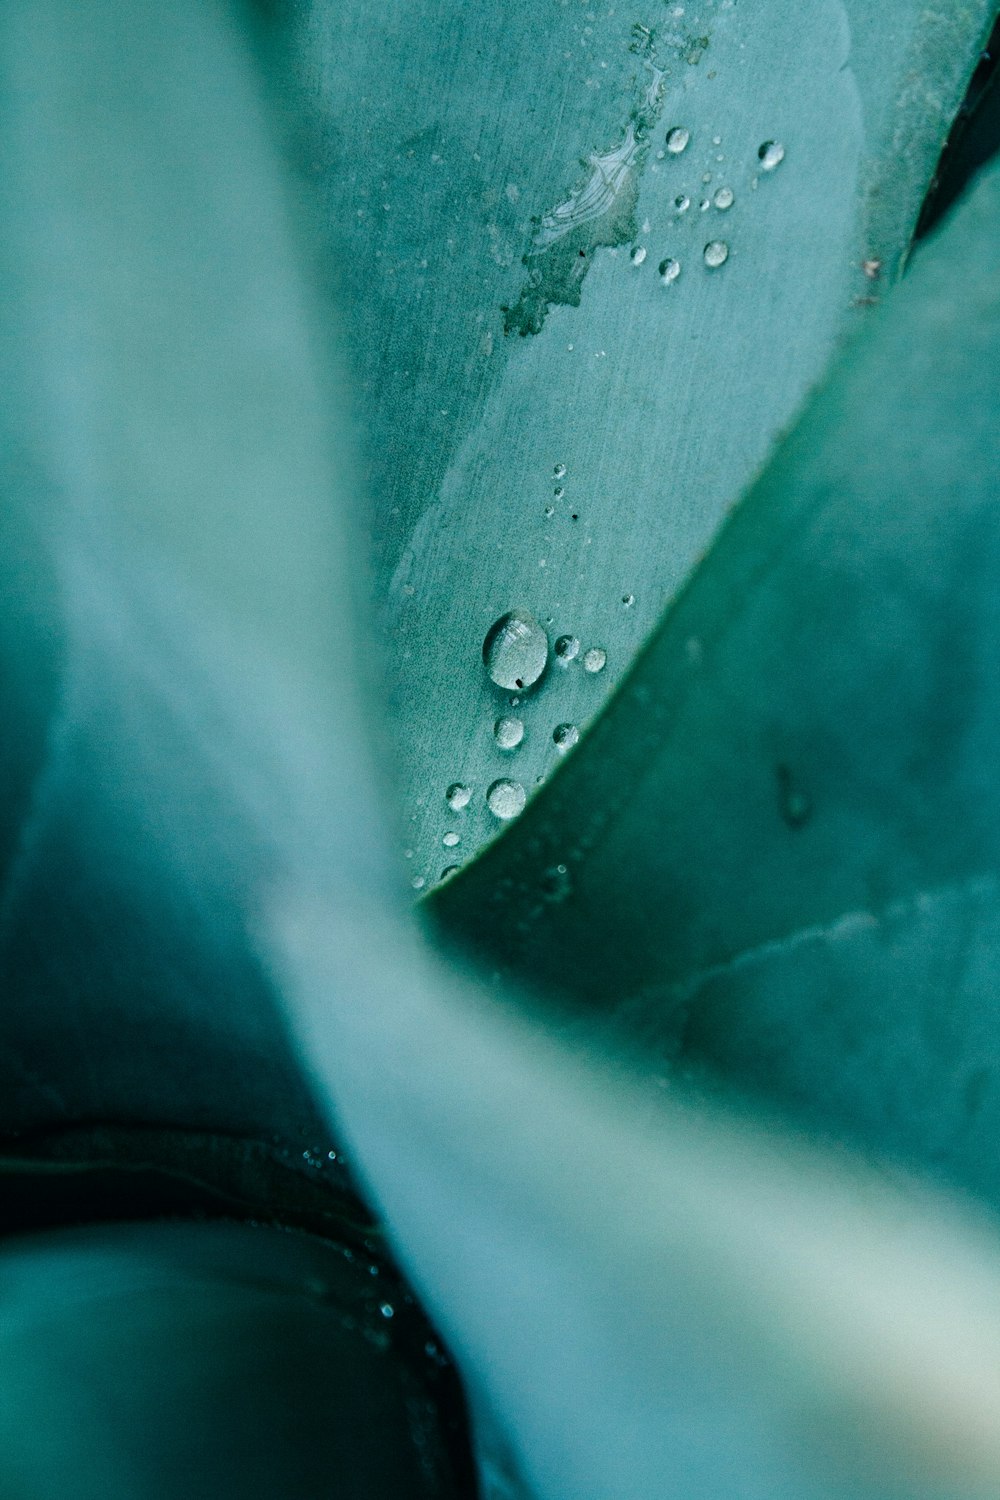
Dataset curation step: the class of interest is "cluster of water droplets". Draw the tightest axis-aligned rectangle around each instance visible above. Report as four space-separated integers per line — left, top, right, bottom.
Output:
627 123 785 286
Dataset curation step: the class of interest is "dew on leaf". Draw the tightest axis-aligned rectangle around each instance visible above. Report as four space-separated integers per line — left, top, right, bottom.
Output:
483 610 548 690
494 715 525 750
487 779 527 819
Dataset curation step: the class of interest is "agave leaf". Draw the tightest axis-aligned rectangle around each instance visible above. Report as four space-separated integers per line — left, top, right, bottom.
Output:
433 148 1000 1207
0 0 385 1145
279 895 1000 1500
289 0 994 885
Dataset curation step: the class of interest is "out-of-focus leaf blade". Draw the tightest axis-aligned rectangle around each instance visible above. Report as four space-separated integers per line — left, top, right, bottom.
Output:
289 0 994 885
433 150 1000 1206
0 0 385 1145
279 900 1000 1500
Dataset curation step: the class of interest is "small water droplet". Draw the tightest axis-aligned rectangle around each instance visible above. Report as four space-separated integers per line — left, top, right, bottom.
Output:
665 126 690 153
544 505 555 518
440 864 461 881
553 486 565 500
659 257 681 284
703 239 729 267
674 194 690 213
483 610 549 691
494 715 525 750
553 723 580 752
713 186 734 209
758 140 785 171
554 634 580 662
328 1150 338 1161
699 199 710 211
553 462 567 480
487 779 527 819
380 1303 395 1319
446 782 471 810
630 245 647 265
712 135 722 146
583 647 607 673
411 874 426 890
622 593 635 606
442 830 461 848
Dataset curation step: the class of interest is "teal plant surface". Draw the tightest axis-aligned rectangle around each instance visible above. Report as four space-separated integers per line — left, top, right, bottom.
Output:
1 2 1000 1498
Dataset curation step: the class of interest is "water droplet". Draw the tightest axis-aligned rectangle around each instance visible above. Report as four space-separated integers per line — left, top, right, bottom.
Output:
554 634 580 662
380 1303 395 1319
622 593 635 606
674 194 690 213
544 505 555 518
630 245 647 265
541 863 572 901
703 239 729 268
494 715 525 750
757 140 785 171
553 723 580 752
659 257 681 284
446 782 471 810
442 830 461 848
583 647 607 673
483 610 548 691
487 779 527 819
328 1150 338 1161
440 864 461 881
713 186 734 209
699 198 710 212
553 462 567 480
553 486 565 500
411 874 426 890
711 135 722 146
665 126 690 153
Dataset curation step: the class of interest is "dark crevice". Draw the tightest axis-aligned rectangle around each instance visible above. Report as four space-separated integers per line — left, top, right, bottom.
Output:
916 11 1000 239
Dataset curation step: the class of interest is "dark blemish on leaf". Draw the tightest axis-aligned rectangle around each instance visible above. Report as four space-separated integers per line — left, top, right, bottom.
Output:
776 764 812 829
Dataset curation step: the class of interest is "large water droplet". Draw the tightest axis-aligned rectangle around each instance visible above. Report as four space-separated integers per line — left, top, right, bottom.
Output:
583 647 607 673
446 782 471 810
665 126 690 154
553 723 580 752
494 715 525 750
757 140 785 171
483 611 548 691
554 634 580 663
703 239 729 268
659 257 681 284
487 779 527 820
713 186 734 209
